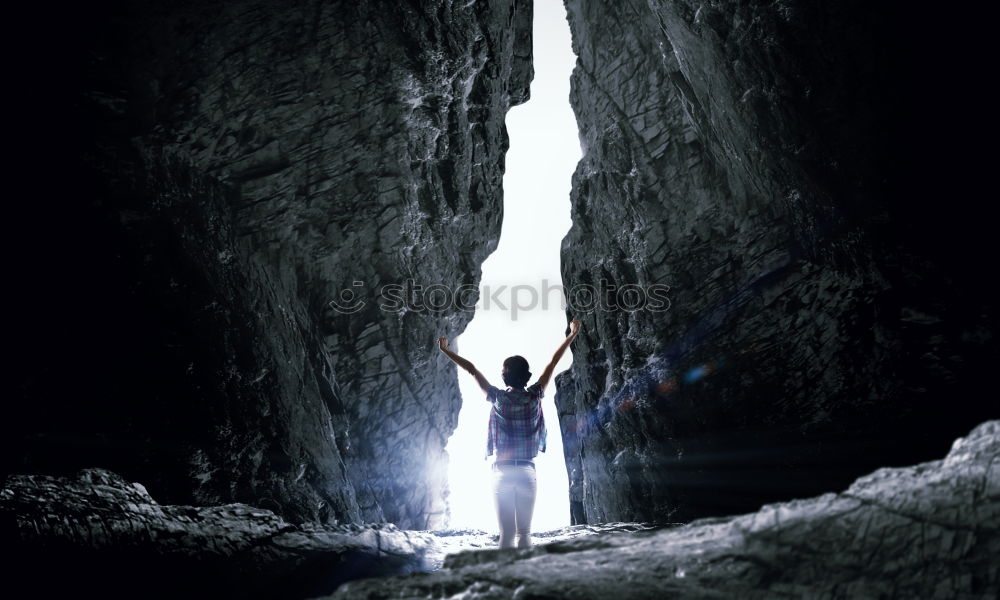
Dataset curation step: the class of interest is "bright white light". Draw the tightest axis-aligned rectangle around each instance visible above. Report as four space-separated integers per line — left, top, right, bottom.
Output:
444 1 580 533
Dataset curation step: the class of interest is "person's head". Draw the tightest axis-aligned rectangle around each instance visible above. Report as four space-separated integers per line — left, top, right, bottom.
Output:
501 355 531 389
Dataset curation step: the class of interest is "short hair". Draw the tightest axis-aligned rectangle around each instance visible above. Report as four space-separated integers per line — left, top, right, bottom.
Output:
502 355 531 388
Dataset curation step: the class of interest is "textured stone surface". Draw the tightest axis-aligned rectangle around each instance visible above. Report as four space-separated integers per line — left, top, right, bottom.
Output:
8 6 996 589
1 468 436 599
426 521 662 566
8 0 531 529
556 0 998 523
2 466 662 598
329 420 1000 599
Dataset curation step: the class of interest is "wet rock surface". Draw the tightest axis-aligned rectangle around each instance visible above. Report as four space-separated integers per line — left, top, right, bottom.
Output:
556 0 998 523
8 0 531 529
330 421 1000 599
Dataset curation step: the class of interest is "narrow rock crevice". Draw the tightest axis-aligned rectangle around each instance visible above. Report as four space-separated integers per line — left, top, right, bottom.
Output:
4 0 996 597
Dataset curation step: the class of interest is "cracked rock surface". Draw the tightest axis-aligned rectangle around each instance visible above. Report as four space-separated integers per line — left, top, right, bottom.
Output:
329 420 1000 599
556 0 998 524
2 469 659 599
1 468 436 599
8 0 531 529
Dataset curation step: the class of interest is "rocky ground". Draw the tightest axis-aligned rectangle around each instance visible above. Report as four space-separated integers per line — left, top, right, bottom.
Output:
4 421 996 599
425 522 664 568
331 420 1000 599
0 468 654 598
1 468 435 599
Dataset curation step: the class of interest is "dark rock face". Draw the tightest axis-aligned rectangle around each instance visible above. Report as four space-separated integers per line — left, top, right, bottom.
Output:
1 469 437 599
556 0 998 523
8 8 996 598
330 420 1000 599
7 0 531 529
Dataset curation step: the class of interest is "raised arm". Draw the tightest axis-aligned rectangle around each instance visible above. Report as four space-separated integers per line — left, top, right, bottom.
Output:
535 319 582 391
437 337 493 395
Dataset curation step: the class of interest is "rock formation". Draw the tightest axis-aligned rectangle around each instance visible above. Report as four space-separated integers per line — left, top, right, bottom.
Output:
5 0 996 595
1 468 658 598
331 420 1000 599
9 420 994 599
7 0 531 529
1 469 436 599
556 0 998 524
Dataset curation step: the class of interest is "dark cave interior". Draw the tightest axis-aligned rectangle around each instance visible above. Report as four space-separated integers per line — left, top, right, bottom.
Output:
4 1 998 598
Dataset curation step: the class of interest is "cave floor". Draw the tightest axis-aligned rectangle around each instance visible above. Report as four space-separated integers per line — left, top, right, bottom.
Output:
330 421 999 599
5 422 997 599
425 522 665 569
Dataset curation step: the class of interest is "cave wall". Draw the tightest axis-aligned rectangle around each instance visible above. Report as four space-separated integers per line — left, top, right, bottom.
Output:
557 0 998 523
7 0 531 529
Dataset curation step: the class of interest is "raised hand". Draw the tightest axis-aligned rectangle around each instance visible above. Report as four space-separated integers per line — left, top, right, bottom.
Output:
437 337 493 394
537 319 582 390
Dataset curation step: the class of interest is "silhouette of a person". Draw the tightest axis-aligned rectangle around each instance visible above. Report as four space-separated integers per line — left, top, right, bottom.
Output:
438 318 581 548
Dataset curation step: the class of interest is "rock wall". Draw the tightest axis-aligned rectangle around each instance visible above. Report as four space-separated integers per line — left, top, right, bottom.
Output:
556 0 998 523
7 0 532 529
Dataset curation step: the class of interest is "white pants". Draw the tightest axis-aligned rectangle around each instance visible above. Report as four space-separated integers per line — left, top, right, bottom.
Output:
493 463 537 549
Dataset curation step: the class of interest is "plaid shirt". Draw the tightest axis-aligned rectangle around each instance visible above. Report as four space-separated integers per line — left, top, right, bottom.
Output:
485 383 546 460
